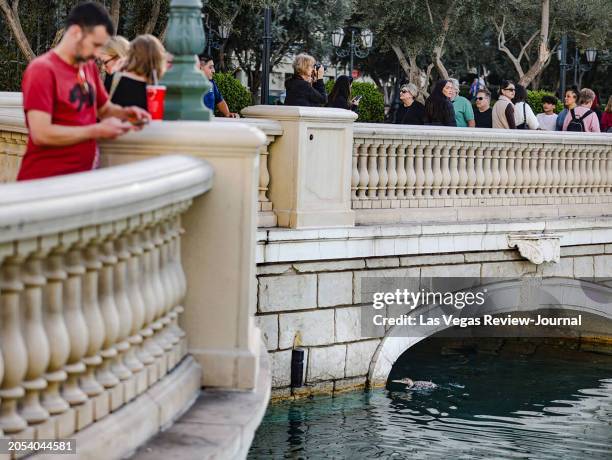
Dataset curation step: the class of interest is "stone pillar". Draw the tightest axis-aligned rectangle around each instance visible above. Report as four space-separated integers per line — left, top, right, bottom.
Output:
100 121 266 390
241 106 356 228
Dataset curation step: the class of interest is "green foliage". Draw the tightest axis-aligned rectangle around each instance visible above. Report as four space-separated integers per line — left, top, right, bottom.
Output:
527 90 564 114
325 79 384 123
213 72 252 113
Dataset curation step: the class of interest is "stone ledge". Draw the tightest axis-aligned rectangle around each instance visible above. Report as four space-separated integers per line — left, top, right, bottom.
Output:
129 338 271 460
33 356 201 460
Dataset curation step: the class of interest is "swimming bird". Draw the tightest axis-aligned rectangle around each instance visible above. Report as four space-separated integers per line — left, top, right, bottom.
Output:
391 378 438 390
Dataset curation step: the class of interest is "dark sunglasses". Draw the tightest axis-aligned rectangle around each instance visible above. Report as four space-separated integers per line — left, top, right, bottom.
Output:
400 89 409 94
476 96 487 101
503 87 516 92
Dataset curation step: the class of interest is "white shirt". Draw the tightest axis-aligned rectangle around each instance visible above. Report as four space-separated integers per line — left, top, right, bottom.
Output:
536 113 558 131
514 102 539 129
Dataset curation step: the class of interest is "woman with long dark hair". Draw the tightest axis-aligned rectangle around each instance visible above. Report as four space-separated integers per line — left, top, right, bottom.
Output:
492 80 516 129
513 84 538 129
327 75 359 111
424 80 456 126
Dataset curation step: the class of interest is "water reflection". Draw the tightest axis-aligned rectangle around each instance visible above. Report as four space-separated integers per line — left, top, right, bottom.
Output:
250 340 612 459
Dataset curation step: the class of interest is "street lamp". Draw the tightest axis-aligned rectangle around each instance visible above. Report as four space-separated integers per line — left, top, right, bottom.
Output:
558 34 598 97
202 13 231 56
332 26 374 76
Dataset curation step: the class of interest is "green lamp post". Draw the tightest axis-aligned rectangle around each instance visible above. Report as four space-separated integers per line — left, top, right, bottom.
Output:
162 0 212 120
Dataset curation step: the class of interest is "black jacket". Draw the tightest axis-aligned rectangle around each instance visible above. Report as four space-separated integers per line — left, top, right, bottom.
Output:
394 101 425 125
285 75 327 107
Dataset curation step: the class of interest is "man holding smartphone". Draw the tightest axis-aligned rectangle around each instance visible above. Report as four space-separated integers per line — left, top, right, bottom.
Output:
18 2 150 181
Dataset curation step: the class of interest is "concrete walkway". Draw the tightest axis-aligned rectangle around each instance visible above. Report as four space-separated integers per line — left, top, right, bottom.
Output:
130 342 271 460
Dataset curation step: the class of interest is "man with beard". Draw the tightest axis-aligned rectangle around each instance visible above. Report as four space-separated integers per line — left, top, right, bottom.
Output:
17 2 150 181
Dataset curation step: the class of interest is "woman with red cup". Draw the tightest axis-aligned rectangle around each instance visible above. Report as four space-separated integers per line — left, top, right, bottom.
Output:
106 34 166 121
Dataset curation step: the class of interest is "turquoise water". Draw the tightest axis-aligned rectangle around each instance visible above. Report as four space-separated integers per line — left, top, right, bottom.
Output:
249 340 612 459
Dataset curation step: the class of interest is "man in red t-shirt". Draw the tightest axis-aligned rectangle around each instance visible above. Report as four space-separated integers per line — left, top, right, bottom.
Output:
17 2 150 181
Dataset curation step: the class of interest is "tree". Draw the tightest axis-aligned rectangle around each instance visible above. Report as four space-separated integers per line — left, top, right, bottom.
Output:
207 0 353 102
0 0 35 61
359 0 472 96
488 0 612 88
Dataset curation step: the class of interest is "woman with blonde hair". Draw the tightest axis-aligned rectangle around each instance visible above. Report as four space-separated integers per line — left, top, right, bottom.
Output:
284 53 327 107
107 34 166 110
100 35 130 88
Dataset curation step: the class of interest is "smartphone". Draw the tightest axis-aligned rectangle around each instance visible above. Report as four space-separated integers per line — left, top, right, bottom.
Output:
353 95 363 102
130 118 149 126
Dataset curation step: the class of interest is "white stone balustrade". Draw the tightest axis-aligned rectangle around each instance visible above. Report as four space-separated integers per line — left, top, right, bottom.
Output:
353 124 612 224
0 155 212 448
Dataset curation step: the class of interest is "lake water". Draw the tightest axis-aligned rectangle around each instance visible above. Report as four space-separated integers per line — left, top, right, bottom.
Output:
249 339 612 459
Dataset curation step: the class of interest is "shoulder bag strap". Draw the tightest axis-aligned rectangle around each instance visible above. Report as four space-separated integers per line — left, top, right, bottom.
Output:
108 71 123 100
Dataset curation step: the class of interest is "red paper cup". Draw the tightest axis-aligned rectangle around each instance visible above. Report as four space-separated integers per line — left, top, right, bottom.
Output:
146 85 166 120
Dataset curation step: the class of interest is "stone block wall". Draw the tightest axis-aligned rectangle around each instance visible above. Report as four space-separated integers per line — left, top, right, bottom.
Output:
256 245 612 399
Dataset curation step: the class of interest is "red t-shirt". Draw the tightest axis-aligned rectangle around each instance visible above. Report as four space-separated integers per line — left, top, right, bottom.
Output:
17 51 108 181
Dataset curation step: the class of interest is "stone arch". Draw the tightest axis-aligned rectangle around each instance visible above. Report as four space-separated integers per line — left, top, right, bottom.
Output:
367 277 612 386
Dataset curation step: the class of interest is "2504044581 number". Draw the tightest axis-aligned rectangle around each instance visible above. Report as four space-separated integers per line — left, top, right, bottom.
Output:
1 439 76 455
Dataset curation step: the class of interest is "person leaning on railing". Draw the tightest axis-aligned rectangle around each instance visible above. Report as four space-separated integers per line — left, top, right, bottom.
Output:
423 80 456 127
17 1 150 181
492 80 516 129
284 53 327 107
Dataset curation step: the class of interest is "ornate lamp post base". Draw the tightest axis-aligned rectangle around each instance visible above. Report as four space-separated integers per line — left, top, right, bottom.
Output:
162 0 212 121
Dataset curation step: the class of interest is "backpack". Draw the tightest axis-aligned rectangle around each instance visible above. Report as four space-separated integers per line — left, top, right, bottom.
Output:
566 108 594 132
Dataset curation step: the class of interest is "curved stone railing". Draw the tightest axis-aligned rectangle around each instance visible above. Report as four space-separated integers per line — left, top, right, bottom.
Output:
0 155 213 451
353 124 612 224
0 92 26 182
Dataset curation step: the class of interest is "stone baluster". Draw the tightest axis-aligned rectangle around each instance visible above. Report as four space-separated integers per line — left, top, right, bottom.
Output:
449 145 460 197
110 221 136 395
537 146 547 195
61 232 90 409
351 143 360 201
599 147 608 193
514 145 524 197
125 222 153 394
80 234 106 399
558 147 567 195
367 142 380 199
431 144 443 197
464 146 476 197
159 215 181 363
20 241 51 426
150 219 174 369
585 148 595 194
474 146 485 196
357 142 369 199
570 147 581 194
171 205 189 358
386 143 398 200
422 144 434 197
565 147 575 195
592 147 602 194
491 146 501 196
543 147 554 195
0 254 29 433
439 144 451 197
139 216 165 379
376 144 389 199
405 143 417 198
96 229 121 390
395 145 408 200
258 137 272 205
551 146 561 195
41 241 71 417
505 146 516 197
414 144 425 197
579 148 588 194
605 148 612 193
483 146 494 196
156 212 180 368
520 146 531 196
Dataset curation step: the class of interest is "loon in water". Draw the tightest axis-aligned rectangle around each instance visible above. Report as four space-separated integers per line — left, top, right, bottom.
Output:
391 378 438 390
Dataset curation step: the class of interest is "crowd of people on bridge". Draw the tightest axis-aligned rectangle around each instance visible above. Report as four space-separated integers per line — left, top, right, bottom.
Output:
287 54 610 134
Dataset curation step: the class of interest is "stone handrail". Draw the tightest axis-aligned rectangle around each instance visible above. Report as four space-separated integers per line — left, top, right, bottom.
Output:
352 123 612 224
0 156 212 443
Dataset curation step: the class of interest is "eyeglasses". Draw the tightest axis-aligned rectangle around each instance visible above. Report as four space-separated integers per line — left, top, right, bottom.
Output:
102 56 117 67
503 87 515 92
400 90 408 94
476 96 487 101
